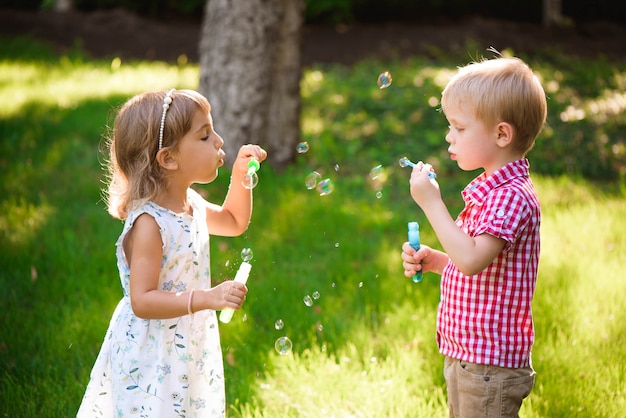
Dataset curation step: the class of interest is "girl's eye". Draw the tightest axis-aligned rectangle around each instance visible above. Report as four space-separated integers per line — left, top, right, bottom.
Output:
200 136 209 141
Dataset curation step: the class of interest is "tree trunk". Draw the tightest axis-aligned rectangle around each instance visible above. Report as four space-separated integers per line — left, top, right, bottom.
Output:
199 0 304 170
54 0 73 11
543 0 563 27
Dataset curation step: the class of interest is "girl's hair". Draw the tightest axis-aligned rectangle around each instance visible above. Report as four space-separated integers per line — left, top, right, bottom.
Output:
441 57 547 155
104 89 211 219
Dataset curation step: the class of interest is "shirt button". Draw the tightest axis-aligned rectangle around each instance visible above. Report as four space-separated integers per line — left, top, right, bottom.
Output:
496 209 505 218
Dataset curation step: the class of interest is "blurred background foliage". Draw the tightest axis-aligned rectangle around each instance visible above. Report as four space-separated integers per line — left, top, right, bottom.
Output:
3 0 626 24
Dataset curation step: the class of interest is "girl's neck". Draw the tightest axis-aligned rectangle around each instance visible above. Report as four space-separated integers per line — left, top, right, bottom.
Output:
155 185 192 215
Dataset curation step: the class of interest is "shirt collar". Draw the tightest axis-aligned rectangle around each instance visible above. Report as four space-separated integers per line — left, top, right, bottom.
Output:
462 158 531 205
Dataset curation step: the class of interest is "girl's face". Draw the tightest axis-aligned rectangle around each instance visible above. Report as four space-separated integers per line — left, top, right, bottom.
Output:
174 107 225 184
443 101 501 175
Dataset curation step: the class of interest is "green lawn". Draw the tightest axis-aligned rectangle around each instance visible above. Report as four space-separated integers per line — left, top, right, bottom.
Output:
1 36 625 417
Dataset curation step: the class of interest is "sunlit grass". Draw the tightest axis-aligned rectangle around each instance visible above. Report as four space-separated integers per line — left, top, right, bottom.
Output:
1 36 625 417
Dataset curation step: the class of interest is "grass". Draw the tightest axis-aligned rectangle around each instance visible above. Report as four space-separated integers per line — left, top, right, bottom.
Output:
1 35 625 417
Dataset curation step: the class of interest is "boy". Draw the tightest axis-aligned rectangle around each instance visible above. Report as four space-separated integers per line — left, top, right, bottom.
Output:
401 56 547 417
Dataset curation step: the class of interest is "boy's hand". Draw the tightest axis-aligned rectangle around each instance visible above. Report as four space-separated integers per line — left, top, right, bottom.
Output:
409 162 441 208
402 242 433 277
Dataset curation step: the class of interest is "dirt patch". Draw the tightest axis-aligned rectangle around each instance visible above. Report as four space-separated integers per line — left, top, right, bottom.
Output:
1 8 625 65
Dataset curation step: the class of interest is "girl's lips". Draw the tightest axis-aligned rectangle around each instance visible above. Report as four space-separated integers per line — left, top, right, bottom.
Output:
449 151 456 161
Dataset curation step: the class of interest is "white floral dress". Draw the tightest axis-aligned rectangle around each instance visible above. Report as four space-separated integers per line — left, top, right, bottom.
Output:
78 188 225 418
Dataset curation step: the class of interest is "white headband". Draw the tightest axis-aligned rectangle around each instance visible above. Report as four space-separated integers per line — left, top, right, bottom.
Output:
158 89 175 150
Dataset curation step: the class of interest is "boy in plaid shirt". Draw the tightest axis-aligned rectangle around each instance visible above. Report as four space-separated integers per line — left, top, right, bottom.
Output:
401 55 547 418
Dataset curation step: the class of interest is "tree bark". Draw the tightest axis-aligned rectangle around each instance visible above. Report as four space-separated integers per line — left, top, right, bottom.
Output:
199 0 304 170
543 0 563 27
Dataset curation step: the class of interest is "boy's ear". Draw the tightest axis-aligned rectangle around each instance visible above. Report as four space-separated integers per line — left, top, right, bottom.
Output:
495 122 514 148
156 148 178 170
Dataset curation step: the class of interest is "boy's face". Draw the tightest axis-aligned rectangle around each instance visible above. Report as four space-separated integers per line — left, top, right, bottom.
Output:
443 101 502 175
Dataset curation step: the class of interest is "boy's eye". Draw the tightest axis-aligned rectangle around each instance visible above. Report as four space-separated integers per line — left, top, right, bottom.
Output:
200 135 209 141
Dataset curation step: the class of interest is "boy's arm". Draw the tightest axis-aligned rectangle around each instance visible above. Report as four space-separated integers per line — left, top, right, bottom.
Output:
402 242 449 277
421 199 505 276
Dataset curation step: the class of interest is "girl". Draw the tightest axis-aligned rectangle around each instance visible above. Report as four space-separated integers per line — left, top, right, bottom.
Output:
78 89 267 417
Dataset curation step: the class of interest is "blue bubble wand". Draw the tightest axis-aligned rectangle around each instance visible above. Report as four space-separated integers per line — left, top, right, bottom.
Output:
399 157 437 178
407 221 423 283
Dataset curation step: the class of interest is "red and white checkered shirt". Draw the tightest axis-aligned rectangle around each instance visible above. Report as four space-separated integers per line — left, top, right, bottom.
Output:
437 158 540 368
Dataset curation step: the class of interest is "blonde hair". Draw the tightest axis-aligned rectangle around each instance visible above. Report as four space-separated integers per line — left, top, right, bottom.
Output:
441 56 547 155
104 89 211 219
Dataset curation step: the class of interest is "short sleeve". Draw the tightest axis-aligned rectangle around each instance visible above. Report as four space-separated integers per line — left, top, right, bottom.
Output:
473 188 530 247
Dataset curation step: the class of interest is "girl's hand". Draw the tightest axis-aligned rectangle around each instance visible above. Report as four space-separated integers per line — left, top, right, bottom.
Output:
209 280 248 311
409 161 441 208
233 144 268 174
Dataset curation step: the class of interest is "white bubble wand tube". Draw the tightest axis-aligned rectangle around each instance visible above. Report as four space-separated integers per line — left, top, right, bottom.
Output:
219 261 252 324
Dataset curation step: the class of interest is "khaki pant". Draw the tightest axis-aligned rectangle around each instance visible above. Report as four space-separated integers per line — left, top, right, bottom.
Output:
443 356 535 418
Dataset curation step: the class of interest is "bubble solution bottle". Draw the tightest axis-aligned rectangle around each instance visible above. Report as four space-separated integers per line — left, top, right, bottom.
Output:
219 261 252 324
408 222 423 283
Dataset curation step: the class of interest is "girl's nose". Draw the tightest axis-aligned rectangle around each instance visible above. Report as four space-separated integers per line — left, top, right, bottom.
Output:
215 133 224 148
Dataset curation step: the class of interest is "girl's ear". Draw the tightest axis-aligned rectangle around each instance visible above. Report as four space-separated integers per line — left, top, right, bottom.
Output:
495 122 514 148
156 148 178 171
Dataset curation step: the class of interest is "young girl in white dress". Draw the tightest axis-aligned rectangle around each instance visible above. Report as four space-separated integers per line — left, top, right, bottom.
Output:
77 89 267 417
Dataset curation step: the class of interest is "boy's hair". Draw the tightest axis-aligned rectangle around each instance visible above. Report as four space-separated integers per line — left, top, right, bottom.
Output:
104 89 211 220
441 56 547 155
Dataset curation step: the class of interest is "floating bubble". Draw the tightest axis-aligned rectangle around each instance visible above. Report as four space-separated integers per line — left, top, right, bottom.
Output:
312 291 320 300
241 248 254 262
376 191 383 199
274 319 284 330
305 171 322 190
377 71 393 89
316 323 324 332
317 178 334 196
398 156 413 168
275 336 293 355
369 164 384 180
296 142 310 153
334 164 339 172
242 173 258 189
303 295 313 307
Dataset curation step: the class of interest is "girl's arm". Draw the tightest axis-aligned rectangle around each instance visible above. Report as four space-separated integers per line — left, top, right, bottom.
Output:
126 214 247 319
206 144 267 237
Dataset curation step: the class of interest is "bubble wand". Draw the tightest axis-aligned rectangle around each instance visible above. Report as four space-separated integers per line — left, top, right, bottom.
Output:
219 248 253 324
407 222 423 283
242 158 261 189
399 157 437 179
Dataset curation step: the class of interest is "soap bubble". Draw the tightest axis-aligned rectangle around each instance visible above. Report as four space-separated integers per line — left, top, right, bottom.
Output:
305 171 322 190
317 178 334 196
398 157 413 168
296 142 310 153
312 291 320 300
376 191 383 199
377 71 392 89
303 295 313 307
369 164 384 180
242 173 258 189
274 319 284 330
275 336 293 355
241 248 253 262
